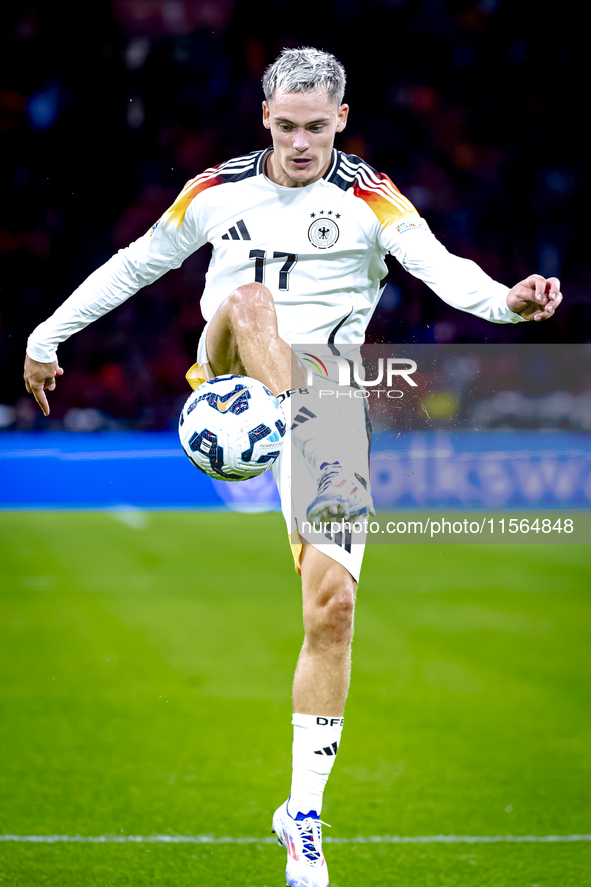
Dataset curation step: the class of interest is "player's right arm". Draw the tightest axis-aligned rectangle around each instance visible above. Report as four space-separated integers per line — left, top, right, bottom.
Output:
24 356 63 417
23 171 211 414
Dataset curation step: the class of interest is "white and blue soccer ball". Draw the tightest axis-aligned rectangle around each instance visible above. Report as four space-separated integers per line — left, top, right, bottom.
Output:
179 374 286 482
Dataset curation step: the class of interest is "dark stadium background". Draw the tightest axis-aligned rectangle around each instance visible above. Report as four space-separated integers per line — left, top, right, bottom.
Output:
1 0 589 431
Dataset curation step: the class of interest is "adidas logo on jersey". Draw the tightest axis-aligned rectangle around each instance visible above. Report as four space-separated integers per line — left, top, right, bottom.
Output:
314 741 338 756
221 219 251 241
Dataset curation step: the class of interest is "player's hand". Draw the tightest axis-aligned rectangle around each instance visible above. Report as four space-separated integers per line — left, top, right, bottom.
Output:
506 274 562 322
23 354 64 417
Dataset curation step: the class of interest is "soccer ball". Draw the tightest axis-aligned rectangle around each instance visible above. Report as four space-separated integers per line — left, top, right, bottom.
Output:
179 374 286 481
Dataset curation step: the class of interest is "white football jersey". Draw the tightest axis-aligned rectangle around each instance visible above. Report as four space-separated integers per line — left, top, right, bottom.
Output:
27 148 523 363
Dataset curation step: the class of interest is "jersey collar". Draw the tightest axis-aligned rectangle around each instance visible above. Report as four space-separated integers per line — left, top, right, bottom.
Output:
322 149 339 181
256 147 272 177
259 147 339 186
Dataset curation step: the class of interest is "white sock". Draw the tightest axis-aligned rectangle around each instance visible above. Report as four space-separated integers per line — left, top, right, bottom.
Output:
288 713 344 817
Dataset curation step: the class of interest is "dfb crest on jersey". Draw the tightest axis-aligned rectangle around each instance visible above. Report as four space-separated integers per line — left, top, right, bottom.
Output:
308 217 339 249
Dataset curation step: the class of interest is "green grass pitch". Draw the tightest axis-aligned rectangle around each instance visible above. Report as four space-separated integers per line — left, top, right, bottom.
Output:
1 510 590 885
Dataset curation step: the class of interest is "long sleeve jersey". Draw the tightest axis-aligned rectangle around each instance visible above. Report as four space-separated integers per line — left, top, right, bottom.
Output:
26 148 523 363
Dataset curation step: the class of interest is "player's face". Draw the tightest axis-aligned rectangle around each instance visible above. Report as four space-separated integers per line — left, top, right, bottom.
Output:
262 88 349 188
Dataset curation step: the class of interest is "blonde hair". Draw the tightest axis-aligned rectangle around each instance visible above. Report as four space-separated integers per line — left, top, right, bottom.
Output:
262 47 346 106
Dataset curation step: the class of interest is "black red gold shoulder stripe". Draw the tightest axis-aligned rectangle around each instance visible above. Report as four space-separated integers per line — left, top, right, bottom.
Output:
162 151 265 229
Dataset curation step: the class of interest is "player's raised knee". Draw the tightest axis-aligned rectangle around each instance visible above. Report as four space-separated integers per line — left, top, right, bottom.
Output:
224 283 275 324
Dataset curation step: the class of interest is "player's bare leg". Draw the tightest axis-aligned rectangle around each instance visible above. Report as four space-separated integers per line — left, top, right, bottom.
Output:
294 544 356 716
205 282 306 394
273 545 355 887
204 282 374 529
290 545 355 811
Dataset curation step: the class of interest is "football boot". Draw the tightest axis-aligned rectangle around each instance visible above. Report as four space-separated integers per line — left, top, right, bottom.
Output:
272 800 329 887
306 461 374 528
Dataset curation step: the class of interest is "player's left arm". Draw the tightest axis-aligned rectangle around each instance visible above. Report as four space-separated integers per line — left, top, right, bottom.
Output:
506 274 562 322
384 221 562 325
358 167 563 325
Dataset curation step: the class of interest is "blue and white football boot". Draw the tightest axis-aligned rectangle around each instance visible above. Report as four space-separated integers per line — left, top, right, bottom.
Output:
272 800 330 887
306 461 374 529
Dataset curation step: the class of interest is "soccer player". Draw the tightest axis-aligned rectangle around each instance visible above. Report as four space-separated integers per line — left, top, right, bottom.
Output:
24 47 562 887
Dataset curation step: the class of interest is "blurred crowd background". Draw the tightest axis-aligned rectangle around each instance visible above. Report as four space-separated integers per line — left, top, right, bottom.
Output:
1 0 589 431
362 345 591 432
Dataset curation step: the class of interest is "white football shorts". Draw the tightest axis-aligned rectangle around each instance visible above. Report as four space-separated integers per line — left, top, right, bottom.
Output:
196 323 369 582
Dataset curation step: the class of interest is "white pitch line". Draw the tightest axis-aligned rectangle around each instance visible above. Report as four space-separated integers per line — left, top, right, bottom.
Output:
1 834 590 845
